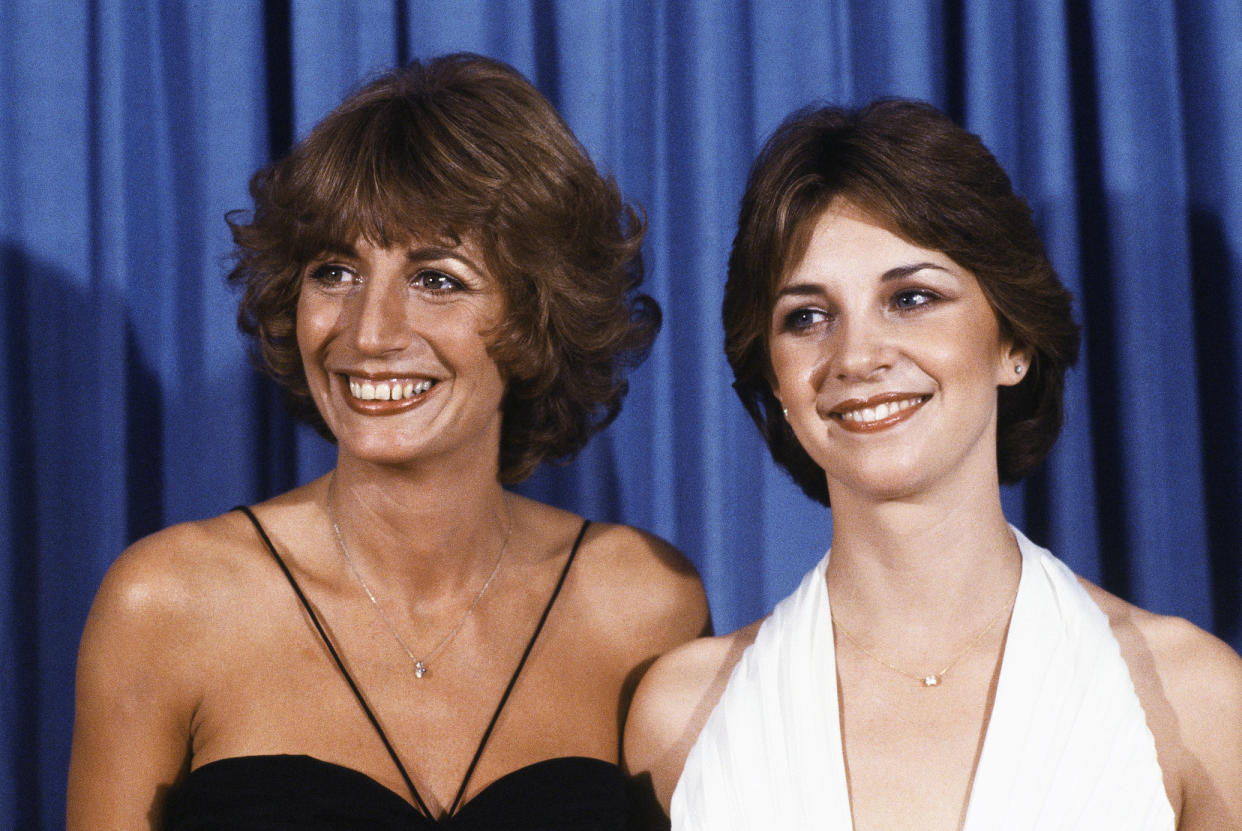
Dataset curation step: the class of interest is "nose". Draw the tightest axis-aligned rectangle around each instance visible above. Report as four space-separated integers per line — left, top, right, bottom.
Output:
349 277 412 355
831 313 892 381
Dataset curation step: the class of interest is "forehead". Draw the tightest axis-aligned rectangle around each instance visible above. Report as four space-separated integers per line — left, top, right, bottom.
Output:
290 169 483 256
781 202 958 289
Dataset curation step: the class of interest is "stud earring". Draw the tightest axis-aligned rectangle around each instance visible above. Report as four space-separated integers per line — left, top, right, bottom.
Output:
782 407 789 418
1015 364 1024 375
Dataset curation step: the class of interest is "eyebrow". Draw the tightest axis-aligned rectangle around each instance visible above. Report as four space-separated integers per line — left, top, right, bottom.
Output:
406 246 488 280
773 283 824 300
775 261 951 299
309 242 486 282
405 246 475 267
881 262 951 281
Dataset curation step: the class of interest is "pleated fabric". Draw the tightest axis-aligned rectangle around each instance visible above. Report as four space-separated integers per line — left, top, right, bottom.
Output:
671 545 850 829
672 528 1174 830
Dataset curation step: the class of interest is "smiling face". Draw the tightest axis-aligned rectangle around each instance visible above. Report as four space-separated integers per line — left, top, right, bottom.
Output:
767 201 1028 505
296 236 508 473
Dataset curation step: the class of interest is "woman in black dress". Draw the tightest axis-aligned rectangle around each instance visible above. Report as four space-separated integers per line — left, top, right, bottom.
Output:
69 53 708 829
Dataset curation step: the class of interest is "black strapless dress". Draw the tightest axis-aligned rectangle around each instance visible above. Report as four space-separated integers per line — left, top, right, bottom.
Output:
165 754 626 829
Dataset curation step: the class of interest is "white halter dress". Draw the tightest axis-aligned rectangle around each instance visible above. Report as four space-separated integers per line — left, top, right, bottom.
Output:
671 527 1174 830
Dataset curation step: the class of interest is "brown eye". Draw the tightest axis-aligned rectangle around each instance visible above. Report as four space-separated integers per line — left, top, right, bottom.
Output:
412 270 464 292
308 264 355 285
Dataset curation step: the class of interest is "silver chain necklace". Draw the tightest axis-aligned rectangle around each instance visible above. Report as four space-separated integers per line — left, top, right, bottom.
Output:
325 477 512 680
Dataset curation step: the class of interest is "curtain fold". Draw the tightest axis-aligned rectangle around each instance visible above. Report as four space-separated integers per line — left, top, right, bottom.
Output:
3 2 1239 826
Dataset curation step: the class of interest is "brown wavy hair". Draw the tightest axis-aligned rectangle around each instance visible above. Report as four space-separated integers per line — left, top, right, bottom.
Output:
228 53 658 483
723 99 1080 506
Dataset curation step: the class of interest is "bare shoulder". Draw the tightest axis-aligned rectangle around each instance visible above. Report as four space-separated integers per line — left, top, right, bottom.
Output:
1080 580 1242 827
75 509 278 716
92 480 329 633
518 497 710 648
68 510 271 829
623 622 762 815
581 519 708 631
86 512 256 646
629 623 762 746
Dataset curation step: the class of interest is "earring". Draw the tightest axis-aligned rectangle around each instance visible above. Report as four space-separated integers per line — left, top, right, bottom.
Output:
782 407 789 418
1015 364 1024 375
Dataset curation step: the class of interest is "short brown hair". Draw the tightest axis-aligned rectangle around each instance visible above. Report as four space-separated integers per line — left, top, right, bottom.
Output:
228 53 657 482
723 99 1080 505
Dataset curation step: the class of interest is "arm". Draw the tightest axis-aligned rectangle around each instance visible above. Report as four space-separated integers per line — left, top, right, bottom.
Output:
67 532 202 830
623 626 758 827
1086 581 1242 829
572 520 711 716
1157 622 1242 829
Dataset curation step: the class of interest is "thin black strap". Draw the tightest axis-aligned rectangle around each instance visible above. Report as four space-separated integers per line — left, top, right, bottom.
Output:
232 506 434 819
447 518 591 815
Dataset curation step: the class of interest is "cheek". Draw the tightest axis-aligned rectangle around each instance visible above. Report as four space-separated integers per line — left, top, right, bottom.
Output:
768 338 825 401
294 296 342 402
970 329 1011 383
766 342 793 400
295 292 333 358
476 340 509 396
929 299 1006 369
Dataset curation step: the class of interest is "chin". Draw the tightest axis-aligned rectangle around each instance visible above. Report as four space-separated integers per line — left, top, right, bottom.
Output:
333 432 425 466
824 458 935 503
835 480 927 504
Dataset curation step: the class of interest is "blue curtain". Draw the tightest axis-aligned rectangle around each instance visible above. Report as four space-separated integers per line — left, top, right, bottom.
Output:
3 1 1240 826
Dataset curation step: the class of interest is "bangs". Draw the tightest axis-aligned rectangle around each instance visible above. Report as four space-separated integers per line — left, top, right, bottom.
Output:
770 178 833 294
275 94 500 258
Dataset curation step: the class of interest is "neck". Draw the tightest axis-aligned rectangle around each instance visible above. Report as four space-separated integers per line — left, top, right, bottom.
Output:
323 453 512 599
824 472 1020 638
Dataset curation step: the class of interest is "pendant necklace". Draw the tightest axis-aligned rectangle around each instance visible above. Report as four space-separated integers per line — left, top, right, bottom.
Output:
326 476 513 680
830 584 1017 688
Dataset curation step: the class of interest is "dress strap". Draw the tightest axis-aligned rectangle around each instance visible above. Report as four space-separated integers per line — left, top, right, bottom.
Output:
447 518 591 815
232 505 433 819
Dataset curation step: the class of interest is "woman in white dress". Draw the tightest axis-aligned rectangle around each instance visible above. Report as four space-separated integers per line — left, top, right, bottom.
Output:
623 99 1242 830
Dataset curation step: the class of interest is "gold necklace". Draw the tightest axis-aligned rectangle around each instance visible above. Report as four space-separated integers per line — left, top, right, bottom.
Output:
830 586 1017 687
326 476 512 680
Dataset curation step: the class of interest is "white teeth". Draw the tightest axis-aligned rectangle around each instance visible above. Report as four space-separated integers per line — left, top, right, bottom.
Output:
348 377 434 401
841 396 924 423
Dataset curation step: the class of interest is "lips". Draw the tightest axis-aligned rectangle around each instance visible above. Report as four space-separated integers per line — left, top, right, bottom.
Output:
827 393 930 432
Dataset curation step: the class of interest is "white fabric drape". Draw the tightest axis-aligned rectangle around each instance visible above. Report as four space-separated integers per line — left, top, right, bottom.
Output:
672 528 1174 830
